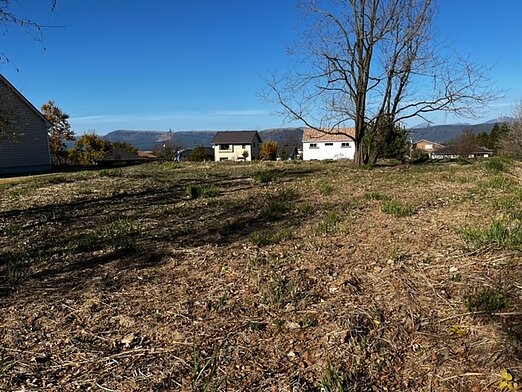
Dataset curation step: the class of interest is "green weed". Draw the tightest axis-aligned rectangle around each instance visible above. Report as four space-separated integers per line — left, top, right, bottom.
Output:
460 220 522 251
380 199 414 217
319 361 348 392
99 168 123 177
485 156 512 174
186 184 219 199
262 200 291 221
249 229 292 246
465 287 510 314
317 180 334 196
254 169 281 183
364 191 389 201
191 342 225 391
316 212 341 234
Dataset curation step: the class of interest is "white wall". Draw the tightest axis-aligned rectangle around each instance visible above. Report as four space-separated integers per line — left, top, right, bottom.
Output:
302 141 355 160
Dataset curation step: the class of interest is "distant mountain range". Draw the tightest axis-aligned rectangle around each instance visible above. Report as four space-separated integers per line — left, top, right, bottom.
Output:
102 118 513 150
104 128 305 151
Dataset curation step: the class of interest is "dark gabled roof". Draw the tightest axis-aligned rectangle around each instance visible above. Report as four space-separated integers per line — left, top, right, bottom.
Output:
0 74 52 128
102 147 145 162
212 131 261 144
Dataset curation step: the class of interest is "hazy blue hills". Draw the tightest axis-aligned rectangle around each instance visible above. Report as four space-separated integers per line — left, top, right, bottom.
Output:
103 128 305 151
102 119 512 150
408 123 495 143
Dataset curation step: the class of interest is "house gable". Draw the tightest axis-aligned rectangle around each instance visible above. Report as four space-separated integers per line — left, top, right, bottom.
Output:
302 128 355 160
212 131 262 161
0 74 51 174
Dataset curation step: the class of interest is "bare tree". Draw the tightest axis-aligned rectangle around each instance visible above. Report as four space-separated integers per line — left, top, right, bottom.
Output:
267 0 496 164
450 128 479 158
500 103 522 159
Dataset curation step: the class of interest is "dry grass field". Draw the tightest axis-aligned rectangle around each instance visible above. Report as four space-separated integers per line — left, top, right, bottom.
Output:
0 159 521 391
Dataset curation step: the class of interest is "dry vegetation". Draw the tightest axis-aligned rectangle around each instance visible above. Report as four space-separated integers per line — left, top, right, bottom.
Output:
0 159 521 391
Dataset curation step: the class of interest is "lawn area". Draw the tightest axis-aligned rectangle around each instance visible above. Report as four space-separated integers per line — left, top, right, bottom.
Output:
0 159 521 391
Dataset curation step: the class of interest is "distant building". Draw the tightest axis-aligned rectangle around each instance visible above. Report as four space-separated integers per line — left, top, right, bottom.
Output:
413 139 444 154
277 145 299 160
302 128 355 160
212 131 262 161
0 74 51 174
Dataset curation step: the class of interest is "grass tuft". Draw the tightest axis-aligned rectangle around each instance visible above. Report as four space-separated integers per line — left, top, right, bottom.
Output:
465 286 510 314
380 199 414 217
460 220 522 251
186 184 219 199
254 170 281 183
249 228 292 246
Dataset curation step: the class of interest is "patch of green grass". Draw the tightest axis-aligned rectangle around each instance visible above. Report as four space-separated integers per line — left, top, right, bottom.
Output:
2 223 21 236
1 251 28 282
460 220 522 251
380 199 414 217
191 342 225 391
73 216 141 255
276 186 297 201
299 203 317 215
43 175 69 184
249 228 292 246
0 353 15 378
481 175 517 190
99 168 124 177
254 169 281 183
465 286 510 314
186 184 219 199
262 200 291 221
485 156 512 174
316 212 341 234
317 180 334 196
263 274 294 308
364 191 390 201
77 186 94 195
319 361 348 392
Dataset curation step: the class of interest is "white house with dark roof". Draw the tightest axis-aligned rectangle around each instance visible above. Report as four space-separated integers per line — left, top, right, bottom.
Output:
302 128 356 160
0 74 51 174
212 131 262 161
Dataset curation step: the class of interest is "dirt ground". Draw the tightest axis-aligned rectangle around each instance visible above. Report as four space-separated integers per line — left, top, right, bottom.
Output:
0 160 521 391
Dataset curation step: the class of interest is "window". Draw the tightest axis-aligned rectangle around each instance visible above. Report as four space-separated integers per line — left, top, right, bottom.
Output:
219 157 228 161
325 143 333 146
309 143 318 148
219 144 231 150
341 142 351 148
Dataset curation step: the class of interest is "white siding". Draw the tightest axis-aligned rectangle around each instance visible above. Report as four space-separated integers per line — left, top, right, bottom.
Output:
0 78 51 173
302 141 355 160
214 142 260 161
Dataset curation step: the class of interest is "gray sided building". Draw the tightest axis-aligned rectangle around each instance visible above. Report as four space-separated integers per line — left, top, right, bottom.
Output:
0 74 51 174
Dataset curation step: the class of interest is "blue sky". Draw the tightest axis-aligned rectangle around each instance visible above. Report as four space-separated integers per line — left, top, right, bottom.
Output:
1 1 521 134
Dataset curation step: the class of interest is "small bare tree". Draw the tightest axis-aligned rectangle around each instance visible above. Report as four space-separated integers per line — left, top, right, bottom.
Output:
500 103 522 159
450 128 479 158
267 0 496 165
